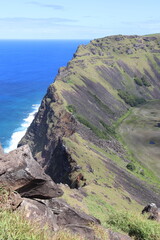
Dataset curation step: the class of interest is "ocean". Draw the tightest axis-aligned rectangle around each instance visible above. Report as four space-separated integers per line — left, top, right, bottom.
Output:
0 40 88 152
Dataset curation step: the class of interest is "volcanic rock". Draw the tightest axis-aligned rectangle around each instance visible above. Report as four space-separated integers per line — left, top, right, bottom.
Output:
0 145 63 199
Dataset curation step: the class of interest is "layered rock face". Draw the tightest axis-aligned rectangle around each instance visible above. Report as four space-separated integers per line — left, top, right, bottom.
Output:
0 145 63 198
18 34 160 209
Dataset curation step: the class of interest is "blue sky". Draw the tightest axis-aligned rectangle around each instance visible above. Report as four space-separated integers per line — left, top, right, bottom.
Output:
0 0 160 39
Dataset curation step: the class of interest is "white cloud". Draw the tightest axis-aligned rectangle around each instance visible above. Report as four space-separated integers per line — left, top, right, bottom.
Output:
26 1 64 10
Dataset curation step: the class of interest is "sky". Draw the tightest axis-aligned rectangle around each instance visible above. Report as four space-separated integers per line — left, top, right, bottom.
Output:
0 0 160 40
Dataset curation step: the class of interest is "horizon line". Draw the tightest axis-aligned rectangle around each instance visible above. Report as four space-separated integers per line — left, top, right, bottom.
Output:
0 38 91 41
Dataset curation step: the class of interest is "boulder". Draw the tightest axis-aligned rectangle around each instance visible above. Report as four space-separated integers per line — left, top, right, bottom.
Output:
0 145 63 199
108 230 132 240
142 203 160 222
126 49 133 55
18 198 58 231
18 197 101 239
0 190 22 210
40 198 100 226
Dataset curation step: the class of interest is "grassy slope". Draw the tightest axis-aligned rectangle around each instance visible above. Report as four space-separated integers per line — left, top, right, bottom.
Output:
19 34 160 236
55 35 160 222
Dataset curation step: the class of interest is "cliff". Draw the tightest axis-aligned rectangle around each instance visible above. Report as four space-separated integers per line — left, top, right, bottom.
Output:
19 34 160 223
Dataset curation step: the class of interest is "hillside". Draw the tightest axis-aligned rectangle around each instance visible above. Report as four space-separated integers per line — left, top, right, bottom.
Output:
18 34 160 225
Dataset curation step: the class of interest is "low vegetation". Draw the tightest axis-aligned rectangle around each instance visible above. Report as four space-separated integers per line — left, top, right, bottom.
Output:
118 89 146 106
106 210 160 240
126 162 136 171
134 76 151 87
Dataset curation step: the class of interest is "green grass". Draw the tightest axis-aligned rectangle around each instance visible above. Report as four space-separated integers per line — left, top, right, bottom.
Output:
0 210 48 240
106 210 160 240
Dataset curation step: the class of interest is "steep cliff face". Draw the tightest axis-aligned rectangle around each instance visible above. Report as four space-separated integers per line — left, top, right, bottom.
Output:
19 34 160 218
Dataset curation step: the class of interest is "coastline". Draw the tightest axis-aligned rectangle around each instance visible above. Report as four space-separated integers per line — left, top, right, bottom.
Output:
4 104 40 153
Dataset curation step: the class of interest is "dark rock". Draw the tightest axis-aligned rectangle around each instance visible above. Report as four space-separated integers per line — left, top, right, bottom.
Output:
86 164 94 173
90 48 97 55
115 37 123 41
151 49 160 53
41 198 101 226
155 122 160 128
0 145 63 199
143 37 157 41
142 203 160 222
126 49 133 55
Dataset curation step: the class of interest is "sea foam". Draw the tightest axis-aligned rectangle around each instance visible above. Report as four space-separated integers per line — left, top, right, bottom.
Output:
4 104 40 153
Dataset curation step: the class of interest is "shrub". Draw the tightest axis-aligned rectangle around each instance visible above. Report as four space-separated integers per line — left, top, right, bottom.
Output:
134 76 151 87
134 77 143 86
126 162 136 171
118 90 146 107
141 77 151 87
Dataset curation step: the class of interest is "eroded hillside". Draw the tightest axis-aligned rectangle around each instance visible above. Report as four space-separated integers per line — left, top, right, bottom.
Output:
19 34 160 223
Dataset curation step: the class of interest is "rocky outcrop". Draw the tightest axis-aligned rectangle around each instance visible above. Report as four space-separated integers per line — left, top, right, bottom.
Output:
0 145 63 198
18 198 100 239
18 86 78 187
0 145 104 239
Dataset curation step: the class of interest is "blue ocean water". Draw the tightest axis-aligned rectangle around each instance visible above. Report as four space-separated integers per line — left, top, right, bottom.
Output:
0 40 88 152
